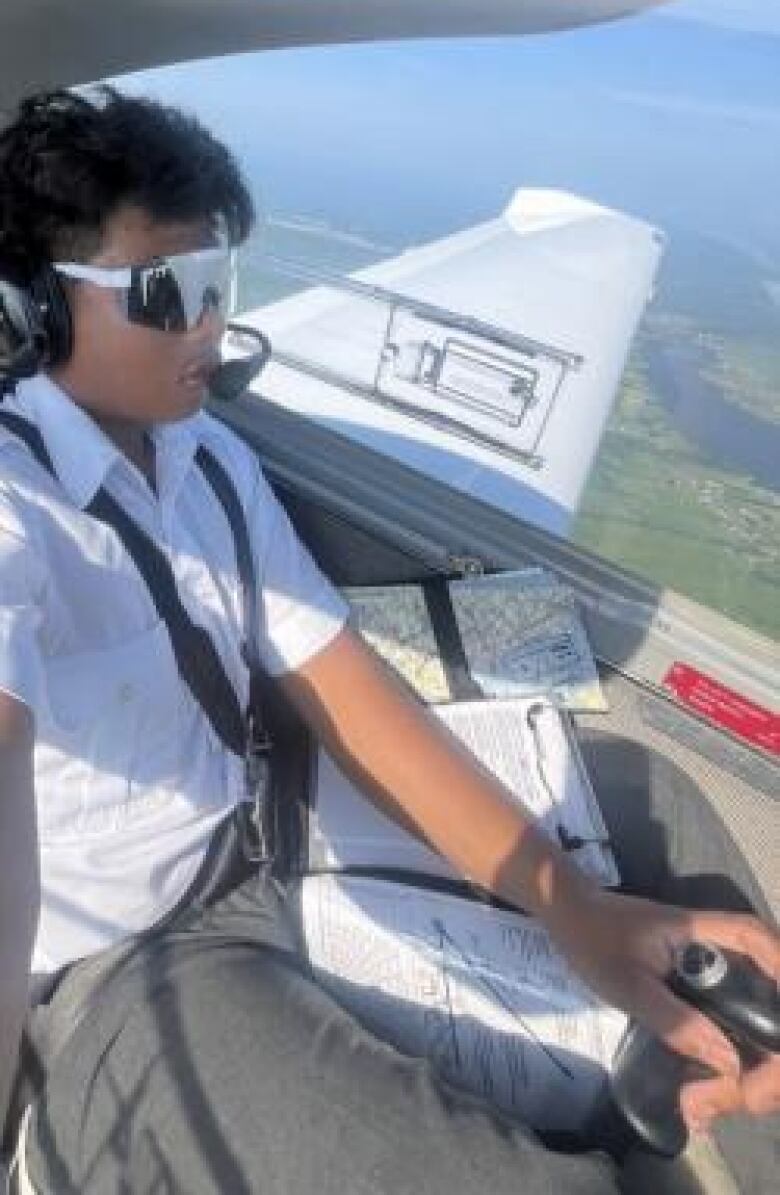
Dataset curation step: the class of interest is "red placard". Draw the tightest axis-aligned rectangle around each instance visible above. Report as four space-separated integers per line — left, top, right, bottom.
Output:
664 663 780 756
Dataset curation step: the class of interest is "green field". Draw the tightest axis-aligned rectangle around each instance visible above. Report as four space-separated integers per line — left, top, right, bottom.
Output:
573 346 780 642
705 335 780 425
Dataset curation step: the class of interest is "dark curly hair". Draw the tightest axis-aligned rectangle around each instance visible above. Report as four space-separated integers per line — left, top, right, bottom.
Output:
0 85 255 287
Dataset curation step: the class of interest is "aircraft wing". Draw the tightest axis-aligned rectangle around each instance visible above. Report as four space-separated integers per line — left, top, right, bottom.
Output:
228 190 665 535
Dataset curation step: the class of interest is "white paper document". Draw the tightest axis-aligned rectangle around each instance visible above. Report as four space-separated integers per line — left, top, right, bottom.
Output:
310 696 619 887
299 874 628 1130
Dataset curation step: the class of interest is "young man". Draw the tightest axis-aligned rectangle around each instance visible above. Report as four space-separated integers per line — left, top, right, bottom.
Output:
0 87 777 1193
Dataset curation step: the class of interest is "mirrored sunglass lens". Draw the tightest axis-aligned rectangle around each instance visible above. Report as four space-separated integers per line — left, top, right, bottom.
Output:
128 264 187 332
125 250 235 332
171 255 232 328
202 284 221 312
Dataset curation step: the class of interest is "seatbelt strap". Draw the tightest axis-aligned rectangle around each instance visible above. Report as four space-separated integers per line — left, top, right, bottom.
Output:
195 445 274 861
87 484 248 756
0 408 55 474
195 447 263 682
0 410 268 790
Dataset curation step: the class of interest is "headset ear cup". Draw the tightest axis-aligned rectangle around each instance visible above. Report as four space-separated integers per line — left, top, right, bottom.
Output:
0 278 48 382
29 267 72 370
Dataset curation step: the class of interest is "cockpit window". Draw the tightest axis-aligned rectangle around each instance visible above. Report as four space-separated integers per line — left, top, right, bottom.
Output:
118 1 779 643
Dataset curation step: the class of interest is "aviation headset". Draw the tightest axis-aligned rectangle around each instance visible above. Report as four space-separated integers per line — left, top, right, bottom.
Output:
0 266 73 394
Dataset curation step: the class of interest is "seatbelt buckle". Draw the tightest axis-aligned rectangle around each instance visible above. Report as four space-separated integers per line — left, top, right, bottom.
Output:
242 713 273 866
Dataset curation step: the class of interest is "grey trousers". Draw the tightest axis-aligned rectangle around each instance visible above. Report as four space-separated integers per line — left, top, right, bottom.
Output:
20 734 779 1194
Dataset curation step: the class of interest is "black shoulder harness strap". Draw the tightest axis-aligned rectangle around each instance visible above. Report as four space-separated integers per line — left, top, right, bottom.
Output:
194 445 260 673
0 408 260 762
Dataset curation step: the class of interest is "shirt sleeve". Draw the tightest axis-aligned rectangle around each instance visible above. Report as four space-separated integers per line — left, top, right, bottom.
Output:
251 468 349 676
0 488 46 718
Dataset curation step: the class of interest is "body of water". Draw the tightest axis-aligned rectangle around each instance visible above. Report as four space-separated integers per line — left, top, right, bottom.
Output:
645 342 779 493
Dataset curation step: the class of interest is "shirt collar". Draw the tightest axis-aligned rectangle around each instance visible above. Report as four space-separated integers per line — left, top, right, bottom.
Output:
10 374 199 509
148 417 200 509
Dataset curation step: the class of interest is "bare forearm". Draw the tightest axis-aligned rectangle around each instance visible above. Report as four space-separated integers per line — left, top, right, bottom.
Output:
283 628 593 924
0 714 39 1129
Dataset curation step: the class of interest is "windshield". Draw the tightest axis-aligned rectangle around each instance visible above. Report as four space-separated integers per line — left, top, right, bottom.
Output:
119 0 779 644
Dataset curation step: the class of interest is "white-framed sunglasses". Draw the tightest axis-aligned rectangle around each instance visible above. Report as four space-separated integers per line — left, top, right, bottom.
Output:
53 243 238 333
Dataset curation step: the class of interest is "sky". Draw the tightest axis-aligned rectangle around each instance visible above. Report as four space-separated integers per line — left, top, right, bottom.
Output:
658 0 780 36
117 0 780 264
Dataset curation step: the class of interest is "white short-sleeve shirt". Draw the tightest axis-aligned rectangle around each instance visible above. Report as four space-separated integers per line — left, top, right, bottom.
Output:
0 373 348 974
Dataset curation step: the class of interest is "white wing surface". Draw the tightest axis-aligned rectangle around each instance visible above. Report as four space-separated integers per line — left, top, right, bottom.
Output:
230 190 665 535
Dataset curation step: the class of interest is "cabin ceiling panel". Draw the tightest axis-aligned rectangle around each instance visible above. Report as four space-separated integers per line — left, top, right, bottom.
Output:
1 0 667 112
